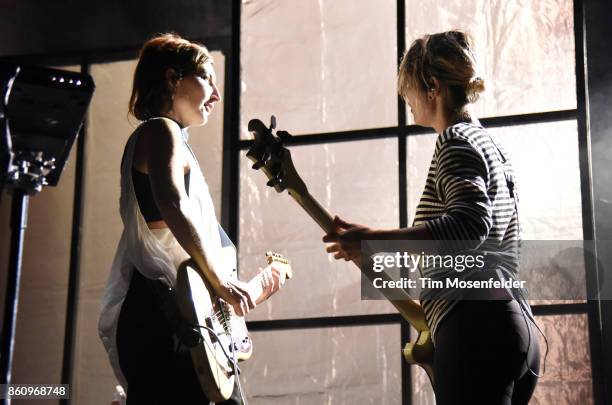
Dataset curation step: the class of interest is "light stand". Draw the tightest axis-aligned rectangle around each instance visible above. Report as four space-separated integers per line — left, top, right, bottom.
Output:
0 62 94 403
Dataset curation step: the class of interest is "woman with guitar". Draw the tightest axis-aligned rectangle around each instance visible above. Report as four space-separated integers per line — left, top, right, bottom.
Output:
99 34 282 404
323 31 542 404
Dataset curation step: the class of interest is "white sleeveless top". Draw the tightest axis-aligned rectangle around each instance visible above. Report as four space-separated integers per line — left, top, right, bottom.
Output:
98 119 234 388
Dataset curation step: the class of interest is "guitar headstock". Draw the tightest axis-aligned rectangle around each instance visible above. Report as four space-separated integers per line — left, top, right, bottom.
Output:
265 251 293 280
246 116 308 197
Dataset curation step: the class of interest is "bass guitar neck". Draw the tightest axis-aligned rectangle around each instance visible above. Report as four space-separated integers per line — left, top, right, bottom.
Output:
288 188 429 332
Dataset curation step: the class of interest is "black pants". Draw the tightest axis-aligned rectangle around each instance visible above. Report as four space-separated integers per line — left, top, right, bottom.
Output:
433 299 540 405
117 269 243 405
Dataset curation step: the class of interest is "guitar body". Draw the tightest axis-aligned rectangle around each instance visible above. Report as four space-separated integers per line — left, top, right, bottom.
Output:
175 248 292 402
175 250 246 402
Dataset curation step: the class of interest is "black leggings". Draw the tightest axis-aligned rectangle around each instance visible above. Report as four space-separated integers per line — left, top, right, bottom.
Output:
117 269 242 405
433 299 540 405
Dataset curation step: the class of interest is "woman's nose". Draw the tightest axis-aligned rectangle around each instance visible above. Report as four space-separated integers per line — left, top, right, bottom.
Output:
211 84 221 103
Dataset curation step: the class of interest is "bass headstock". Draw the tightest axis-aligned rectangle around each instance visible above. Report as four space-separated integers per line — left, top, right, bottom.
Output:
246 116 308 198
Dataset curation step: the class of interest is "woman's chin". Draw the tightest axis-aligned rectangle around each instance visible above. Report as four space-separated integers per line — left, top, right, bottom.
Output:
190 111 208 127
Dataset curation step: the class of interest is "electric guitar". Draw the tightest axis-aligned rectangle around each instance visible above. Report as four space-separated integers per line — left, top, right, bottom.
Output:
246 116 434 387
175 249 292 402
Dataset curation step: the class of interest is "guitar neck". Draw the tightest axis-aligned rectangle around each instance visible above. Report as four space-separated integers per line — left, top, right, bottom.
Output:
246 271 275 306
287 189 335 233
287 188 429 332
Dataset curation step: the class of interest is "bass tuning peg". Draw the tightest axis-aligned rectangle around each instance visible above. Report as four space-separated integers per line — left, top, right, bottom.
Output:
266 178 281 188
270 115 277 130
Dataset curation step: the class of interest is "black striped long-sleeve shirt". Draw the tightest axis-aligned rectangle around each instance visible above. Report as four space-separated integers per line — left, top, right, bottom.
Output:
412 121 532 344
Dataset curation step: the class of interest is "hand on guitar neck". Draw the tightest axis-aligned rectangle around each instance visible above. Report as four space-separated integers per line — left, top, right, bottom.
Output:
251 263 287 305
207 266 285 317
211 250 291 316
322 216 371 267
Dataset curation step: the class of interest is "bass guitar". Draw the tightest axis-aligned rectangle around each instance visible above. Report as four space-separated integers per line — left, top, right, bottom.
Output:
246 116 434 387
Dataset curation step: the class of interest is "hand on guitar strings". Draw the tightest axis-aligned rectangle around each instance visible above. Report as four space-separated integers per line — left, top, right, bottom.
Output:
323 216 372 266
214 278 256 317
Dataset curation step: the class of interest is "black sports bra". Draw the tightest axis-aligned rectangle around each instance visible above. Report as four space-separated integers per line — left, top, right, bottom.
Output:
132 169 190 222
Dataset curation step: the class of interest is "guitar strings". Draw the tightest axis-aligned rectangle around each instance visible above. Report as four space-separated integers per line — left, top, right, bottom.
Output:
212 314 231 333
211 309 233 333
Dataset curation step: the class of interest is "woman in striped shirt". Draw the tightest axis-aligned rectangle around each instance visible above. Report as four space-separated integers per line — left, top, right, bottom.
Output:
324 31 541 404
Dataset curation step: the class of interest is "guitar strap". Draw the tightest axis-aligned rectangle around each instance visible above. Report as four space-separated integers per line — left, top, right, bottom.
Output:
487 135 539 325
218 223 236 250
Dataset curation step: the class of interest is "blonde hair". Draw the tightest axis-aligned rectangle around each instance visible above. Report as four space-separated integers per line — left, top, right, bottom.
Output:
398 30 484 117
128 33 212 121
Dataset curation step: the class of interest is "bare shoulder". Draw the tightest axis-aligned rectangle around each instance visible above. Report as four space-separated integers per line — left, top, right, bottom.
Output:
138 117 183 144
133 118 184 171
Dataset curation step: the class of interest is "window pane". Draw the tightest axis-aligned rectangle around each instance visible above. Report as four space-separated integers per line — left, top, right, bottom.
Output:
242 325 401 404
241 0 398 138
411 314 593 404
532 314 593 404
69 59 138 403
489 122 585 304
406 121 582 240
405 0 576 121
406 133 437 226
239 138 399 320
490 120 582 240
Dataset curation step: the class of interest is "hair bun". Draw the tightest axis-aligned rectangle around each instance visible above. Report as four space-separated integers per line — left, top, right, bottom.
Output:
466 76 485 103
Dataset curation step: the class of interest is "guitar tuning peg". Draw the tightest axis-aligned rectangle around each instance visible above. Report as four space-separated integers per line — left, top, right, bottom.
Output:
269 161 283 177
270 115 277 130
252 161 264 170
266 178 280 188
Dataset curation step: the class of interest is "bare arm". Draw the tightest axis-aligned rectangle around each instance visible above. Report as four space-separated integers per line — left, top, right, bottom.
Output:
140 118 254 314
323 218 438 262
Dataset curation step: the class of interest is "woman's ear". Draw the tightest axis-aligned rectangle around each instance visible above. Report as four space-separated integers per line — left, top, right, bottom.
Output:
430 77 441 95
164 68 180 92
426 77 441 101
